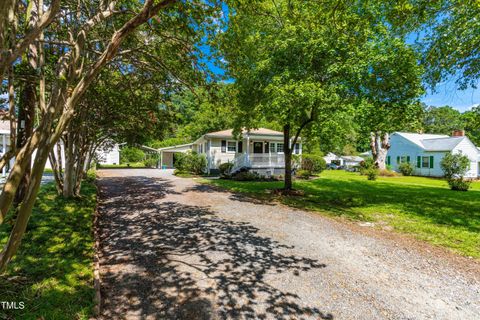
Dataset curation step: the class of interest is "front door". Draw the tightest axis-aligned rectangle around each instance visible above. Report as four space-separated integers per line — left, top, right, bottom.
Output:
253 142 263 153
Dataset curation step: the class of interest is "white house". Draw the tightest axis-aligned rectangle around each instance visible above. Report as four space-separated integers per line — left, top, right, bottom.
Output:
323 153 364 168
387 131 480 178
159 128 301 175
324 152 343 166
96 143 120 165
0 120 120 175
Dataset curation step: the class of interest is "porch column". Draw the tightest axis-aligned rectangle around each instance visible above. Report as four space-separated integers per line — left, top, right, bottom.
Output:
2 135 5 177
207 140 211 174
246 135 250 163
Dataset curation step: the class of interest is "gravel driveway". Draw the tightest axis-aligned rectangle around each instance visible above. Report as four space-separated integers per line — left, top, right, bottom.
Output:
96 169 480 320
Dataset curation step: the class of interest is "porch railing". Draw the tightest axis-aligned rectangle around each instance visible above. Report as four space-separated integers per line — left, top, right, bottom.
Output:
231 153 285 173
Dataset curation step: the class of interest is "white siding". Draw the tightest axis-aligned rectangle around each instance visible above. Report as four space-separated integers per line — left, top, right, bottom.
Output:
207 138 239 169
388 133 480 178
388 134 445 177
452 138 479 178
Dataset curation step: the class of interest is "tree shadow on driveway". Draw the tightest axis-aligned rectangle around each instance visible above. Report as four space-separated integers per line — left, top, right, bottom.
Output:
97 176 331 319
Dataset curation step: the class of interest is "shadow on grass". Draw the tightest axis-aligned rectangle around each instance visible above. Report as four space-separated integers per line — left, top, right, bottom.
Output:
295 177 480 233
97 176 331 319
0 182 97 320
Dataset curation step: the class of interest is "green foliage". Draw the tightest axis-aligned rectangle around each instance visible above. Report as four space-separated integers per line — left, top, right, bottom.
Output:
398 162 414 176
144 157 158 168
232 171 260 181
0 182 97 319
421 2 480 90
174 151 207 175
219 162 234 177
441 152 472 191
150 137 191 149
366 168 379 180
447 178 472 192
463 106 480 146
296 169 311 179
359 158 376 175
423 105 464 135
441 153 471 179
206 170 480 258
301 154 327 174
120 147 145 164
85 168 97 182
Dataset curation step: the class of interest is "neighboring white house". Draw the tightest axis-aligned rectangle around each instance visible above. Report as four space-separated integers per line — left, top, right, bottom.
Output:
324 152 343 166
0 120 119 174
96 143 120 165
159 128 301 175
387 131 480 178
341 155 364 167
323 153 364 168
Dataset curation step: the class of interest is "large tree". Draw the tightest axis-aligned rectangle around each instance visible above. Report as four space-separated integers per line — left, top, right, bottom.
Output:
218 0 424 187
0 0 221 272
422 105 464 135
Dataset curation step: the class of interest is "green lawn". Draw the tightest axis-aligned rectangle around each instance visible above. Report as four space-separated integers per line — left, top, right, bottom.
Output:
204 171 480 258
0 182 97 320
97 162 146 169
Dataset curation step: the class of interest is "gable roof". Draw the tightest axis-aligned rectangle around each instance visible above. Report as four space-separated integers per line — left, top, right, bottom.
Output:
393 132 473 152
204 128 283 138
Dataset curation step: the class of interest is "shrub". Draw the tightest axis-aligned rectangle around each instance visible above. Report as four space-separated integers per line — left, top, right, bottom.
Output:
359 158 375 175
232 171 260 181
296 169 311 179
366 168 379 180
398 162 414 176
174 151 207 175
301 154 326 174
85 168 96 182
379 169 398 177
441 153 471 191
447 178 471 191
120 146 145 163
219 162 234 177
144 157 158 168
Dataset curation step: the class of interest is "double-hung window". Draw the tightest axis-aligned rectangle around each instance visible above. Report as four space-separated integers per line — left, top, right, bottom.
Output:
422 156 430 168
227 141 237 153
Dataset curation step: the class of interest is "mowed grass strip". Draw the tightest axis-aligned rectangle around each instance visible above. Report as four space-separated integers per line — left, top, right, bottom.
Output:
0 182 97 320
204 171 480 258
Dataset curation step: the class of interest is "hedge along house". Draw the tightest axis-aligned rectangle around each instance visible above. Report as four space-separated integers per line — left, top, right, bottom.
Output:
190 128 302 175
387 131 480 178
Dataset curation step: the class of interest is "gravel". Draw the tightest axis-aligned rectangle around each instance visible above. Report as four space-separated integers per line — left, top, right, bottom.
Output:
96 169 480 320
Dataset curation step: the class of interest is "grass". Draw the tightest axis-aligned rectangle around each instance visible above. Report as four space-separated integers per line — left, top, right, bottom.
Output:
0 182 97 320
204 171 480 258
97 162 145 169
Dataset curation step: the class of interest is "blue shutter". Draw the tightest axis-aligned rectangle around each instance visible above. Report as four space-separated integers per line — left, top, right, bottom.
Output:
221 140 226 153
417 156 421 168
429 156 434 168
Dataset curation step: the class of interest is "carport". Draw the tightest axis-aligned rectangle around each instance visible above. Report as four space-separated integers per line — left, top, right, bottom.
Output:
158 143 193 169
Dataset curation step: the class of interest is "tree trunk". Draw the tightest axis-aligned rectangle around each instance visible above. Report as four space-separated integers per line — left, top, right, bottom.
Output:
63 136 76 198
283 125 293 191
370 132 390 170
0 136 51 272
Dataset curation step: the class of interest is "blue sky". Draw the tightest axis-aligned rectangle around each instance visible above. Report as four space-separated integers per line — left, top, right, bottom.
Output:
421 82 479 112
